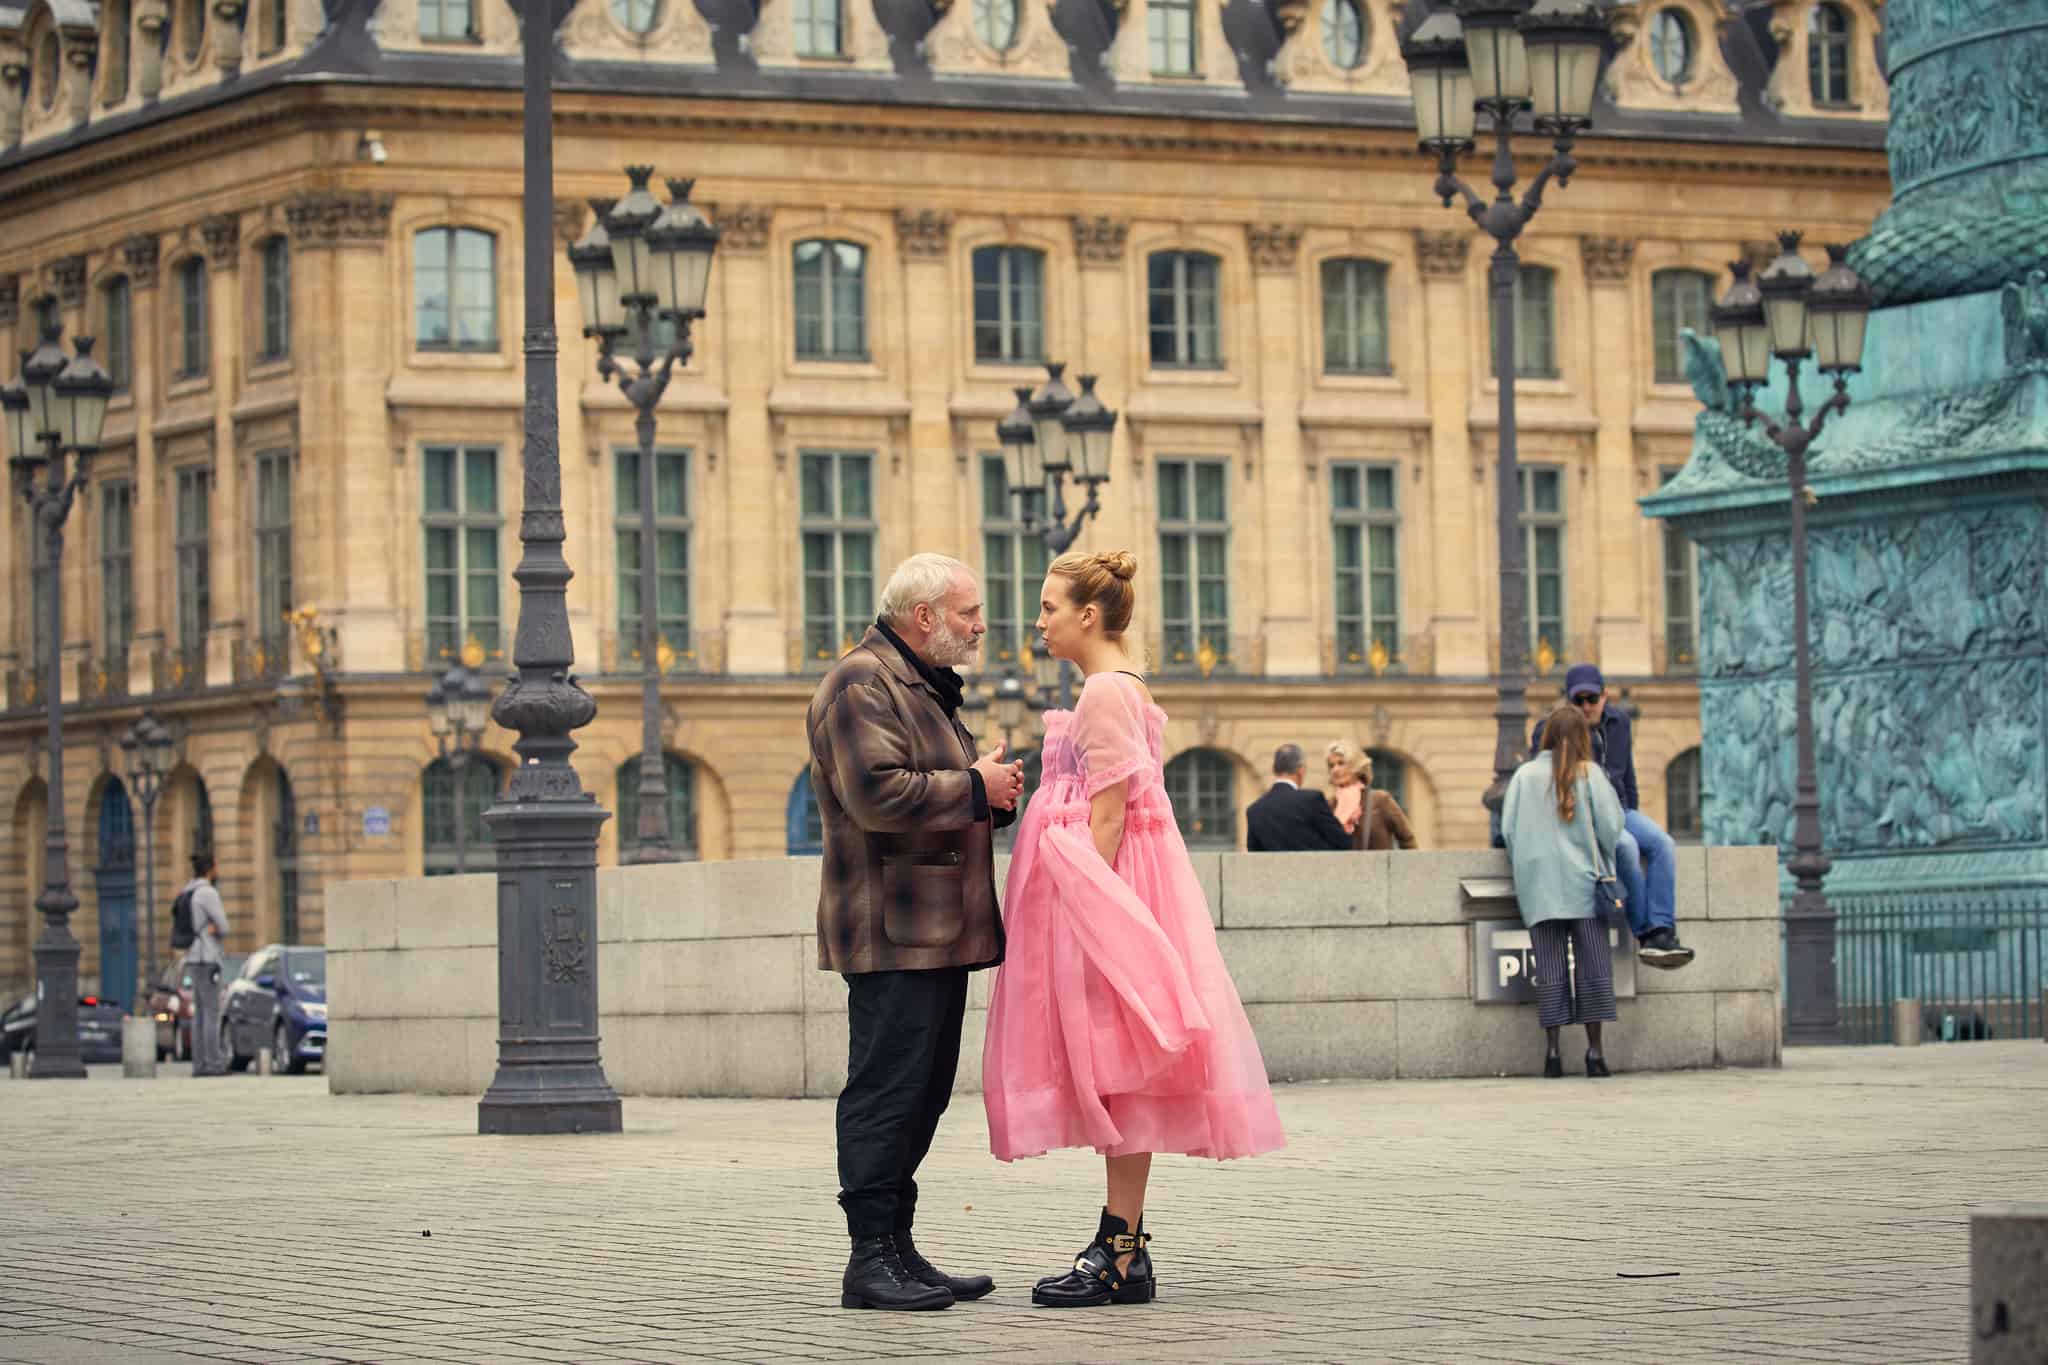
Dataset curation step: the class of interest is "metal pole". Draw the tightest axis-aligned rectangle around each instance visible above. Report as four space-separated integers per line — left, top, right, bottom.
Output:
1779 358 1840 1045
139 783 157 1026
629 302 673 863
1479 112 1531 828
30 435 85 1078
478 0 620 1135
452 748 468 876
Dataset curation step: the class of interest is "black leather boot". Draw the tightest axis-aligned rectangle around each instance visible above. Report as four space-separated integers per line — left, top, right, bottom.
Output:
894 1231 994 1301
1031 1209 1156 1308
841 1235 954 1311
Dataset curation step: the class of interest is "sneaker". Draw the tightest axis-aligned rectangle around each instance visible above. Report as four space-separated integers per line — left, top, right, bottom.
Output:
1636 927 1696 970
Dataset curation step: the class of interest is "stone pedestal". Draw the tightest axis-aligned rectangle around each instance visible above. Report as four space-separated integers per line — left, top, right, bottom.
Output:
1971 1205 2048 1365
121 1017 157 1078
1892 998 1922 1046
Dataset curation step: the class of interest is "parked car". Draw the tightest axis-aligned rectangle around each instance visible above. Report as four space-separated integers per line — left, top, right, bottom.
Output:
149 955 244 1062
0 992 128 1065
222 945 326 1074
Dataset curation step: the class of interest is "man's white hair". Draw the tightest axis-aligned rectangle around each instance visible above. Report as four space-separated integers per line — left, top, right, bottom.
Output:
878 553 972 624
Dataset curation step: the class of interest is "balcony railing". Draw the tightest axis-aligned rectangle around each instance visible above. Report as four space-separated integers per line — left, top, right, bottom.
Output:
238 634 290 685
79 655 128 703
157 644 209 693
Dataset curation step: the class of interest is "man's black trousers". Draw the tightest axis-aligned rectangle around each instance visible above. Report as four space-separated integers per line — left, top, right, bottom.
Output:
837 966 970 1239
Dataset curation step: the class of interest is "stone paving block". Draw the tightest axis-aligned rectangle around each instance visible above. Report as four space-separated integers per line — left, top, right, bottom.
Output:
1218 925 1467 1004
1387 849 1510 925
1611 992 1718 1072
326 879 398 951
1714 990 1782 1068
1394 996 1544 1077
1245 1001 1397 1081
1218 852 1389 929
394 875 497 949
1707 845 1784 920
1637 918 1781 996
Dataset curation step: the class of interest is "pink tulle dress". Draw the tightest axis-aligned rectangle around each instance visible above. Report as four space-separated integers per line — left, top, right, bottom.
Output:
983 670 1287 1162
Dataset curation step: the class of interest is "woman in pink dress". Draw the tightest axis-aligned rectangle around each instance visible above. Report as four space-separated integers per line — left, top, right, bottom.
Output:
983 549 1285 1308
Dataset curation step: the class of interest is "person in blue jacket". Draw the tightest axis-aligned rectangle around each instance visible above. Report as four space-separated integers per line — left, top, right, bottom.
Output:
1532 664 1696 969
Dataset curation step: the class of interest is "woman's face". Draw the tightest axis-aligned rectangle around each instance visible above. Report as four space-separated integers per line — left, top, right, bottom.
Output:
1034 573 1090 662
1326 752 1356 786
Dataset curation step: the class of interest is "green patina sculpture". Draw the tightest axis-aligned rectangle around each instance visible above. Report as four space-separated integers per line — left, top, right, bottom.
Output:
1643 0 2048 947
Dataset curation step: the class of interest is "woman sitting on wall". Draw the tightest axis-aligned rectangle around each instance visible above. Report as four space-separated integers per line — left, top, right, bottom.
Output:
1323 741 1418 851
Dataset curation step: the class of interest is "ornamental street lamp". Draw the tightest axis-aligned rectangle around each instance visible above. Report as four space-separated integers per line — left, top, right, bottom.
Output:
569 169 720 866
478 0 621 1135
5 322 114 1079
1710 232 1872 1047
118 713 175 1025
1401 0 1608 825
425 663 492 875
994 362 1119 708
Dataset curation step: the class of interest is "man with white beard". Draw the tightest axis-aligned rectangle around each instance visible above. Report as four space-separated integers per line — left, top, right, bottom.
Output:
806 553 1025 1310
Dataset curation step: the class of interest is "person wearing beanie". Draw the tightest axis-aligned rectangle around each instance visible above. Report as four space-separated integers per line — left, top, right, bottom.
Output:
1531 664 1696 969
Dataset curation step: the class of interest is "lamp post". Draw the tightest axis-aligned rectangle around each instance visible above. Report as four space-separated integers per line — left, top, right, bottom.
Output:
1710 232 1872 1046
4 322 114 1079
477 0 622 1135
994 363 1119 708
1400 0 1608 823
118 713 175 1023
425 663 491 875
569 168 720 865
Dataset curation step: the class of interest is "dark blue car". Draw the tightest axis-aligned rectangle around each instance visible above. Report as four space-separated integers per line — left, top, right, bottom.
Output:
222 945 327 1074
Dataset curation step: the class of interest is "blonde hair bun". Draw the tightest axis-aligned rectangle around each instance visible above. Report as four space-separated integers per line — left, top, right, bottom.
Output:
1097 550 1138 581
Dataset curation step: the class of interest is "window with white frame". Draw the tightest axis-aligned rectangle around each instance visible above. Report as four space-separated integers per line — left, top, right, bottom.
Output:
414 228 497 352
422 445 502 665
794 0 842 56
102 278 132 393
1148 0 1196 74
100 481 134 659
617 754 699 860
800 451 876 663
1157 458 1230 671
175 258 208 379
1651 269 1713 384
175 465 211 651
1321 258 1391 374
615 447 692 665
972 246 1045 365
1164 748 1235 849
793 239 868 361
1659 465 1697 671
254 451 293 653
1519 465 1565 664
1331 462 1399 670
258 236 290 363
1147 250 1222 369
420 0 476 41
980 453 1049 666
1808 3 1851 105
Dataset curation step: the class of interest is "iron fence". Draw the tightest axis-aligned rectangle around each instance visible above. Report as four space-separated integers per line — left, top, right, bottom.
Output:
1828 889 2048 1044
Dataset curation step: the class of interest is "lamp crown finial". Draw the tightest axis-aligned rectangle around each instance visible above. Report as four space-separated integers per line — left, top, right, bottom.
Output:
1776 229 1803 253
624 164 654 187
666 177 696 202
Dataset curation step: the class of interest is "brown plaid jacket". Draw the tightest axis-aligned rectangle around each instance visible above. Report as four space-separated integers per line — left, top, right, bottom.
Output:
807 627 1004 975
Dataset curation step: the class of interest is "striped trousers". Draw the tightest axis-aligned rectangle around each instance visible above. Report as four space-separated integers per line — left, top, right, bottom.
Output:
1528 917 1618 1030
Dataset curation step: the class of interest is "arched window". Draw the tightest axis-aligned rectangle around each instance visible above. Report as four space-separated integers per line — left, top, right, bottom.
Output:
1666 747 1703 843
792 239 868 361
1808 3 1851 105
970 245 1045 364
1164 748 1236 850
1366 749 1408 811
1320 0 1364 70
258 236 290 362
1147 250 1222 369
414 227 498 352
1321 258 1390 374
422 756 500 875
102 277 133 392
1651 269 1714 384
1648 7 1694 85
616 754 699 861
174 257 208 379
787 769 824 856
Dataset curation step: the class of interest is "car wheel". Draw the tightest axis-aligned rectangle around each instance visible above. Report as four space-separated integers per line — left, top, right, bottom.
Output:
224 1021 250 1073
271 1023 305 1076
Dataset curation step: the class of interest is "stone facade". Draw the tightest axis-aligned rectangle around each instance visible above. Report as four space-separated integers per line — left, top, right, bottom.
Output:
0 0 1889 1001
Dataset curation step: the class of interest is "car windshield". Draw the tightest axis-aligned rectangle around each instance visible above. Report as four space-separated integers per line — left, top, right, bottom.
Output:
281 952 325 986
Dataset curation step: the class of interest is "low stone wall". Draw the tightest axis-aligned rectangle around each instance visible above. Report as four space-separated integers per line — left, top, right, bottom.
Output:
326 846 1783 1097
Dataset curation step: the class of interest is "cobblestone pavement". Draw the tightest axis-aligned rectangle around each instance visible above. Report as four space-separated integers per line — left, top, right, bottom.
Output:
2 1042 2040 1364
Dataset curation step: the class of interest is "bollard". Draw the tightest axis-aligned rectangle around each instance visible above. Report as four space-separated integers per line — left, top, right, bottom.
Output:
121 1017 158 1078
7 1050 24 1079
1893 997 1923 1047
1971 1204 2048 1364
255 1046 273 1077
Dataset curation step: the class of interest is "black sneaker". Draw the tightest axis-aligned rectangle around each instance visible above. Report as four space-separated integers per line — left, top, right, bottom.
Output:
1637 928 1696 970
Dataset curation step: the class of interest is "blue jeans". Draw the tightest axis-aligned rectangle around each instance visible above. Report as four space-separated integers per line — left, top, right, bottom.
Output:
1614 809 1677 939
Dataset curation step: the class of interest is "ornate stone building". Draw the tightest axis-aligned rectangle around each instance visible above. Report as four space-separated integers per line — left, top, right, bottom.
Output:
0 0 1889 998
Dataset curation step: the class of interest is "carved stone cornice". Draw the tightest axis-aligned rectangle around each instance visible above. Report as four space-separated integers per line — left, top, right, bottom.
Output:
200 214 241 268
0 275 17 328
552 198 585 246
1579 235 1636 282
49 255 87 308
893 208 954 258
1072 215 1129 265
121 235 161 288
283 191 395 248
1414 229 1471 278
1246 223 1303 272
710 204 773 253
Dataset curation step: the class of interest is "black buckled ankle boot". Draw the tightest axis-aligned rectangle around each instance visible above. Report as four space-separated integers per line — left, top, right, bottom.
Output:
841 1235 954 1311
1031 1209 1156 1308
894 1230 994 1301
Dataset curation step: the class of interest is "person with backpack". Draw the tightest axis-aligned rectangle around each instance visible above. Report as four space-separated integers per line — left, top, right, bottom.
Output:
178 851 230 1077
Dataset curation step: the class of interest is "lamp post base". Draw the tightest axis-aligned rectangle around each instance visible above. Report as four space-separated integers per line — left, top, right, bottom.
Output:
1783 901 1842 1046
478 1068 623 1135
29 939 87 1079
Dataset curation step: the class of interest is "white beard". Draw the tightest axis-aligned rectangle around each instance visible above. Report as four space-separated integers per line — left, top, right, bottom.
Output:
927 620 981 668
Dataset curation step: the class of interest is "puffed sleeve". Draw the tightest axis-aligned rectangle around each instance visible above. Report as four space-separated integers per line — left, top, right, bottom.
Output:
1072 672 1150 800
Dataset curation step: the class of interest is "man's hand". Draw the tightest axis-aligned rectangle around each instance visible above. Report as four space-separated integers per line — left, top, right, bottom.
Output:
973 742 1026 812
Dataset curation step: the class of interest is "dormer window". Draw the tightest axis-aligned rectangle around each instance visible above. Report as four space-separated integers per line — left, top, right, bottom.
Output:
1149 0 1196 75
1321 0 1365 70
1649 7 1694 87
421 0 478 42
179 0 204 60
794 0 842 57
36 31 59 111
972 0 1017 52
1808 3 1851 105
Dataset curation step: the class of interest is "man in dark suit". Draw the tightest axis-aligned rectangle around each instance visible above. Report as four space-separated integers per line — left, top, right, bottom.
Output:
1246 744 1353 852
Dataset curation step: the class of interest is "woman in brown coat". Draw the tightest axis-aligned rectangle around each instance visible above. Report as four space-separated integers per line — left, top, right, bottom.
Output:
1324 741 1418 851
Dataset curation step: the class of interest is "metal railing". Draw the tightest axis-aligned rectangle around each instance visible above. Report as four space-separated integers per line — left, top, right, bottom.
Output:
1830 889 2048 1044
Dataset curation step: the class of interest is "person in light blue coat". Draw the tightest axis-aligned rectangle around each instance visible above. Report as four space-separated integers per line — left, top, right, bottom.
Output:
1501 705 1627 1078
